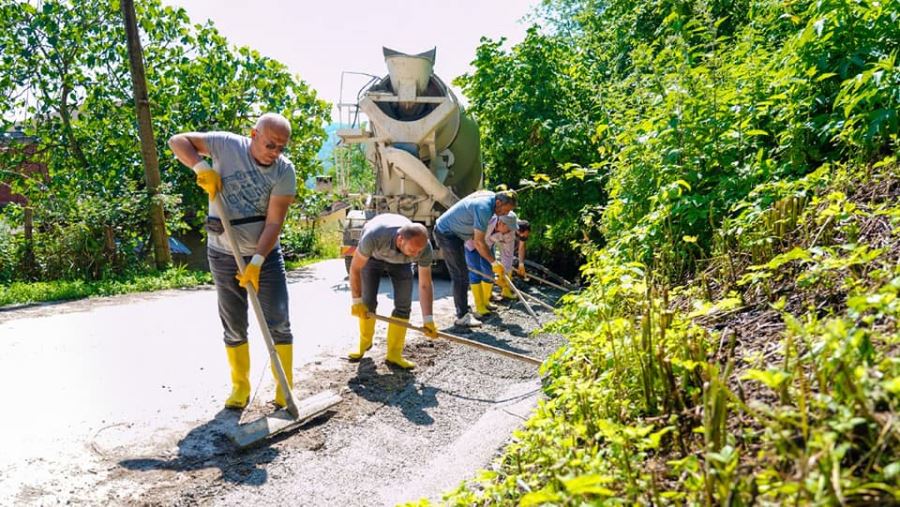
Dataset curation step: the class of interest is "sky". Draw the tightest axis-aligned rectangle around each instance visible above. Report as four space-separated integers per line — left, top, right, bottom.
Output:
161 0 539 121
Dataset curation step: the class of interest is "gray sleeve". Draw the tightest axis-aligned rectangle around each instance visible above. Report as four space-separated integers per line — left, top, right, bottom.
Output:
273 162 297 196
417 243 434 265
357 230 375 257
202 131 234 161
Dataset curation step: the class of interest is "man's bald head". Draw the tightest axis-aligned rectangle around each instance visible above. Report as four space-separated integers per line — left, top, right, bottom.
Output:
255 113 292 137
249 112 291 166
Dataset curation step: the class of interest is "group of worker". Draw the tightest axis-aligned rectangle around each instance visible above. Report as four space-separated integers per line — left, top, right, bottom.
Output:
169 113 530 410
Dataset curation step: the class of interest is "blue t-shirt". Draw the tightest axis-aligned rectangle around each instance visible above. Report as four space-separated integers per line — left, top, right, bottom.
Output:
435 191 496 241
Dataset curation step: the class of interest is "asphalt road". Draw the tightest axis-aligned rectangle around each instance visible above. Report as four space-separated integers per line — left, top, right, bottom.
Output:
0 259 562 506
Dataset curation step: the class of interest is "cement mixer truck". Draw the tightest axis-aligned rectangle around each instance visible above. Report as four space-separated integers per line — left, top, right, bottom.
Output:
336 48 482 272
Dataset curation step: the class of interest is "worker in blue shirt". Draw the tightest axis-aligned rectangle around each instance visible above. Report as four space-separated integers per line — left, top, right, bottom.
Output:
433 190 517 327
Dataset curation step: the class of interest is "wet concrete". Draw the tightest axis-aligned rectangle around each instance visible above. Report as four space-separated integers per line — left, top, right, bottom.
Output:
0 259 563 505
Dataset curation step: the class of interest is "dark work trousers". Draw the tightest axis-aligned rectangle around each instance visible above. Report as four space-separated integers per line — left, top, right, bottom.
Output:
207 246 292 347
434 229 470 318
361 257 413 319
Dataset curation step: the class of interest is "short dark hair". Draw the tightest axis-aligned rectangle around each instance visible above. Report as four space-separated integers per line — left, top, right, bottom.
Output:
399 222 428 241
495 190 518 207
517 220 531 241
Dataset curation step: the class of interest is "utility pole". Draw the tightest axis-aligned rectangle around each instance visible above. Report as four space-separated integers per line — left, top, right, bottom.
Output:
121 0 171 268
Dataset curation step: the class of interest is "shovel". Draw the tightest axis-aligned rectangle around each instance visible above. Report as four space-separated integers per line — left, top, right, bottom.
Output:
212 195 341 449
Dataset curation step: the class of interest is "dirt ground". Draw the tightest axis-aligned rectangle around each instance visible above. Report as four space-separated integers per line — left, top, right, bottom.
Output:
0 260 565 506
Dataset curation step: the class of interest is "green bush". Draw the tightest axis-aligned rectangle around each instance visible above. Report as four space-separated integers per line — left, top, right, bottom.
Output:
461 0 899 281
434 0 900 504
279 191 341 262
280 222 318 260
0 216 21 283
438 157 900 507
0 264 211 307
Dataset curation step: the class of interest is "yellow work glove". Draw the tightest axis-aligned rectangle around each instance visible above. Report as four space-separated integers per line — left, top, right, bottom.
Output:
236 254 264 292
492 260 505 278
422 316 438 339
193 160 222 200
351 298 368 318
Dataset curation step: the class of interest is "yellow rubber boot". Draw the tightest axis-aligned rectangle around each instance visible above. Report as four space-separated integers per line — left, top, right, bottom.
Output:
224 343 251 409
471 283 489 316
271 343 294 408
385 318 415 369
349 316 375 361
481 281 497 309
499 277 516 299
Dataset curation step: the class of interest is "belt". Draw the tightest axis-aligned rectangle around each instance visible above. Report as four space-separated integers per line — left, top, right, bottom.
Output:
205 215 266 235
229 215 266 226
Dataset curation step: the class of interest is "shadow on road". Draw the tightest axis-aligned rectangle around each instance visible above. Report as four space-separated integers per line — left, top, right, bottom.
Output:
119 409 278 486
348 358 438 425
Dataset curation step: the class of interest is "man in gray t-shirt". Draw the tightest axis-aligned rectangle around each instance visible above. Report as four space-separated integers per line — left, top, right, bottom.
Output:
168 113 297 410
348 213 437 369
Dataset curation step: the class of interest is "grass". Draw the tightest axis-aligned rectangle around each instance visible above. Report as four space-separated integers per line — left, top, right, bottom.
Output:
285 223 342 271
284 252 337 271
0 265 213 307
0 226 344 308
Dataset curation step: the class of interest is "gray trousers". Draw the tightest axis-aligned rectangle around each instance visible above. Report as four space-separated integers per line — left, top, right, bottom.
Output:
362 258 413 319
207 246 292 346
434 229 470 318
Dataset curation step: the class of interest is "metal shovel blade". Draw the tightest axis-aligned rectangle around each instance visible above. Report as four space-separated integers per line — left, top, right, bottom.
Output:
229 390 342 449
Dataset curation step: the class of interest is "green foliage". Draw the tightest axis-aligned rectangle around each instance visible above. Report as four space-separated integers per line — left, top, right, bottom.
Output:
460 0 899 280
330 139 376 196
441 0 900 503
0 0 329 282
442 157 900 505
456 28 606 262
0 217 22 282
0 264 211 307
279 191 331 261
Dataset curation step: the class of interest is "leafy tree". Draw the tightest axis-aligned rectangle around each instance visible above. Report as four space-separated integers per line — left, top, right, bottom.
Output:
460 0 898 279
456 28 605 267
330 142 375 196
0 0 330 282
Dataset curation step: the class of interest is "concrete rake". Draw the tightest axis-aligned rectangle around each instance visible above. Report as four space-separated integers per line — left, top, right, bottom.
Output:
214 195 341 449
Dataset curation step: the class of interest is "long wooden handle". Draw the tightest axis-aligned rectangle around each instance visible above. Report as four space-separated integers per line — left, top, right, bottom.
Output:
214 196 298 418
515 271 571 293
369 313 543 367
523 260 579 290
517 288 555 311
502 273 540 324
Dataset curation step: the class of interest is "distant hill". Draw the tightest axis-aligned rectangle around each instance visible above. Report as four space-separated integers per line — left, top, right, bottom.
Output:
316 123 348 171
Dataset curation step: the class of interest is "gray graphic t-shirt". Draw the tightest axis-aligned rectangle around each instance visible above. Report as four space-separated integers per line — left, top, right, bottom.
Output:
204 132 297 256
358 214 433 265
